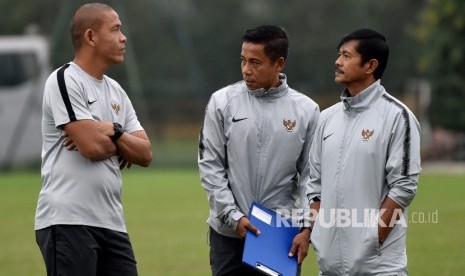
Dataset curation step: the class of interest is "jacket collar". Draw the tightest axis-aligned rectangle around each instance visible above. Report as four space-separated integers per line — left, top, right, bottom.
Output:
246 73 288 98
340 79 383 111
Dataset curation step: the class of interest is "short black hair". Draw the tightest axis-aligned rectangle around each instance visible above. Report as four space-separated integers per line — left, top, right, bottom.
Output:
242 25 289 62
337 28 389 80
71 3 114 50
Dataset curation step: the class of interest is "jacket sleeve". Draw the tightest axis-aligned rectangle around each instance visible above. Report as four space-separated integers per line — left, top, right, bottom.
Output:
385 110 421 209
306 115 324 203
198 95 244 230
297 105 320 209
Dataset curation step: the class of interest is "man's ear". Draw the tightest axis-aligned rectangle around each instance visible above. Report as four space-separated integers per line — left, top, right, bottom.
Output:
275 57 285 72
83 29 96 46
365 59 378 75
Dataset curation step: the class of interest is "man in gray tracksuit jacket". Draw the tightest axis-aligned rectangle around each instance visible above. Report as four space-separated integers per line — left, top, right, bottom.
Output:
199 25 319 275
200 74 319 235
307 29 421 275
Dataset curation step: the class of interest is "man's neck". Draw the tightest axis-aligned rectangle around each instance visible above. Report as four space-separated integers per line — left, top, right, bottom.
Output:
346 77 377 97
73 56 108 80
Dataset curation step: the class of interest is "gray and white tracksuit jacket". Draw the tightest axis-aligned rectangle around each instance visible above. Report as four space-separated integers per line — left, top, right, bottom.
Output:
307 80 421 275
199 74 320 238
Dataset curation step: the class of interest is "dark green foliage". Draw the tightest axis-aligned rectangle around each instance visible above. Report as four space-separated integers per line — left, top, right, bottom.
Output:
416 0 465 130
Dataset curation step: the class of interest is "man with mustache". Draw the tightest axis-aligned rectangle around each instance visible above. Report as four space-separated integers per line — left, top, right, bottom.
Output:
307 28 421 275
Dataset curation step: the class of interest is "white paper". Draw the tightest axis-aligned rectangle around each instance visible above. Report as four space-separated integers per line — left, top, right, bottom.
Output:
251 205 272 225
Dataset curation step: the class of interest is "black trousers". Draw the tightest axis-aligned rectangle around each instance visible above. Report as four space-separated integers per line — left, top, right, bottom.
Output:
36 225 138 276
209 227 264 276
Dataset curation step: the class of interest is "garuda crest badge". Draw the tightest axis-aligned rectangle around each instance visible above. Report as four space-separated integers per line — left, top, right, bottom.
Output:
361 129 374 141
283 119 296 132
111 103 120 116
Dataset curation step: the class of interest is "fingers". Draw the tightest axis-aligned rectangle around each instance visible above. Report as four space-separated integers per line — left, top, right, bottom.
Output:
288 240 298 258
297 244 308 265
289 233 309 265
62 137 71 147
62 137 77 151
236 217 248 238
236 217 260 239
246 223 261 236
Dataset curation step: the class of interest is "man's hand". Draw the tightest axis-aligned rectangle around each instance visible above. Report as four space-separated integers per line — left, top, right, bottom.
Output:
378 196 403 246
95 121 115 137
236 217 260 239
288 228 310 265
62 132 77 151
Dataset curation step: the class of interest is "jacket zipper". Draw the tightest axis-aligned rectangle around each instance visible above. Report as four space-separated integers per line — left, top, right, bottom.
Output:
336 102 352 273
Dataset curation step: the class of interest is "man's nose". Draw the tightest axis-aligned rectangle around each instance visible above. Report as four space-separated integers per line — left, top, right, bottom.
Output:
242 63 251 75
335 56 342 67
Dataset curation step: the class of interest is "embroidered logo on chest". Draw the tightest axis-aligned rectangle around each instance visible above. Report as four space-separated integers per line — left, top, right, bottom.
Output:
361 129 374 141
111 103 120 116
283 119 296 132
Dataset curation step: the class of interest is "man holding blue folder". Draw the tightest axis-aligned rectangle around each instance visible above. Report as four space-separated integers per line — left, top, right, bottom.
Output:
198 25 319 275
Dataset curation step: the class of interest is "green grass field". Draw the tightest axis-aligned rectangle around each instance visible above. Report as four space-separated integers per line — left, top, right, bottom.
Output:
0 168 464 275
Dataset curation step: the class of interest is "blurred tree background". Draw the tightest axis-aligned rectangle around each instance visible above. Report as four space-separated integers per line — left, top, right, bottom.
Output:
1 0 464 166
416 0 465 131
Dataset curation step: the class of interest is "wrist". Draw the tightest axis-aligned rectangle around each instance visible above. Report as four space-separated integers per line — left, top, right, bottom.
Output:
111 123 124 142
300 226 312 234
309 196 320 206
300 226 312 244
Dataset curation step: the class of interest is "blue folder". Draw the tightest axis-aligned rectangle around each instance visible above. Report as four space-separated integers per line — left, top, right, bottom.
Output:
242 202 300 276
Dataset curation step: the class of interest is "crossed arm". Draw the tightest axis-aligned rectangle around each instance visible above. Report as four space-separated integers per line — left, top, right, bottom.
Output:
63 120 152 168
